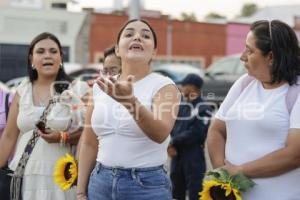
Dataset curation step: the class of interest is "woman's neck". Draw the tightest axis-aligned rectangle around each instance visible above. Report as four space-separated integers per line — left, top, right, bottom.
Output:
119 62 151 82
261 81 287 89
34 76 56 87
35 77 56 86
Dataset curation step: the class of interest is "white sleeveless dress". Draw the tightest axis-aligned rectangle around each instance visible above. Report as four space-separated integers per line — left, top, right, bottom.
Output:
9 79 88 200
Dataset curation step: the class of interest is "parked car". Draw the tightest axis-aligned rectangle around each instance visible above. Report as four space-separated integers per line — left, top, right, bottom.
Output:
151 63 204 84
0 81 11 93
5 76 26 92
202 54 246 105
68 68 100 81
68 64 102 82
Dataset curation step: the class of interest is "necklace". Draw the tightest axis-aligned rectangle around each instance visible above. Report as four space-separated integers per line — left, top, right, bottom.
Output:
32 86 52 107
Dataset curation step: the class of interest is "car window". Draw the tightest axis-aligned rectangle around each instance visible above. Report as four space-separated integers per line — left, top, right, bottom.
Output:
235 60 247 76
152 64 204 83
207 57 239 76
5 77 26 89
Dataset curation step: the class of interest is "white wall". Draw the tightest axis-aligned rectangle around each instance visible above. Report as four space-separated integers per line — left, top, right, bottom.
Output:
0 7 88 63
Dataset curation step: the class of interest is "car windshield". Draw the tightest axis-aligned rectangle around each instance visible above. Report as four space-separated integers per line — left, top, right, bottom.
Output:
152 63 204 83
207 55 247 77
206 57 240 76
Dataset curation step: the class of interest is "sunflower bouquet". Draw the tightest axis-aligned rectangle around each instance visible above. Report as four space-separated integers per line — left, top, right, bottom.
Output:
53 153 78 191
199 169 255 200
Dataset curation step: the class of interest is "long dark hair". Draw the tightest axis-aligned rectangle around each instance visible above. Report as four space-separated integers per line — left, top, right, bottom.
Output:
27 32 72 93
250 20 300 85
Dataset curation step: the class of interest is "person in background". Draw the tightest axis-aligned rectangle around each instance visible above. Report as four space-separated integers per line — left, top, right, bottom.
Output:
77 19 180 200
0 86 14 138
102 46 121 76
0 32 88 200
86 46 121 88
207 20 300 200
0 86 14 197
168 74 212 200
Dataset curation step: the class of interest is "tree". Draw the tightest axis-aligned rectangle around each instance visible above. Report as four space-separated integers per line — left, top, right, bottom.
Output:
240 3 258 17
205 12 226 20
180 12 197 22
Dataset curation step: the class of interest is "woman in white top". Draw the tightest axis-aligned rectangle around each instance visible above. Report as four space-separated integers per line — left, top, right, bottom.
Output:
77 19 180 200
207 20 300 200
0 32 86 200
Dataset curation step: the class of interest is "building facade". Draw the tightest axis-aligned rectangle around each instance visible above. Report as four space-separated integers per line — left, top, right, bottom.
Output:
0 6 89 82
89 13 227 68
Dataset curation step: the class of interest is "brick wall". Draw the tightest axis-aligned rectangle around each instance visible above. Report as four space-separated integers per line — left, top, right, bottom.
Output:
89 13 226 68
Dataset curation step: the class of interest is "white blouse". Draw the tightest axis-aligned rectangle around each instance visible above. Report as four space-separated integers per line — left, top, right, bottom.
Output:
91 73 176 168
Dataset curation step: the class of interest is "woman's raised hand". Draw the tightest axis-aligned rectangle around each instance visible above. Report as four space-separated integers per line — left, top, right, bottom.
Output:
96 75 136 107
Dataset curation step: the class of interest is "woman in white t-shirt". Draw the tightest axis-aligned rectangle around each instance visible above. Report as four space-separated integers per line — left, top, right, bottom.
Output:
77 19 180 200
207 20 300 200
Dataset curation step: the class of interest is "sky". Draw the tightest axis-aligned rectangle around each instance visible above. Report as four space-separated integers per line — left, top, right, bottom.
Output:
72 0 300 20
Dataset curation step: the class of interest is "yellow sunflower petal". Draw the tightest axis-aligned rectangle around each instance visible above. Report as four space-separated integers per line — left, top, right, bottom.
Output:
221 183 233 196
53 153 78 191
233 188 242 200
199 180 221 200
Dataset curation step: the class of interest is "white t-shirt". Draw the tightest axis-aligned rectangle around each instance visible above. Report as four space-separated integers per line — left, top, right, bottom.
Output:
216 74 300 200
91 73 175 168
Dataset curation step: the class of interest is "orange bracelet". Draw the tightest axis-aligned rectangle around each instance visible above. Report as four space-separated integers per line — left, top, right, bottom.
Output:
60 131 69 146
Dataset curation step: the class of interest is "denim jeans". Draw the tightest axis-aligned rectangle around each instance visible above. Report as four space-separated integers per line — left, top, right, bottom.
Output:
88 162 172 200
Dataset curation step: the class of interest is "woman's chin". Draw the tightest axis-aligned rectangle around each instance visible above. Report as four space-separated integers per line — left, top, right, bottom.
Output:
126 53 151 62
40 71 59 79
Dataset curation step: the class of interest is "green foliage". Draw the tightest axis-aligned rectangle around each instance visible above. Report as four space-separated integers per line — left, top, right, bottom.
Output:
180 12 197 22
231 173 256 192
240 3 258 17
206 169 255 193
205 12 227 20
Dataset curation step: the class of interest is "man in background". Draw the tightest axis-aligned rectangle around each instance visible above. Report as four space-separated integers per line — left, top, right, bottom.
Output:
102 46 121 76
168 73 212 200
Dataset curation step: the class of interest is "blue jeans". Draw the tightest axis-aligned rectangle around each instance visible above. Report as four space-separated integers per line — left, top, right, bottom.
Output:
88 162 172 200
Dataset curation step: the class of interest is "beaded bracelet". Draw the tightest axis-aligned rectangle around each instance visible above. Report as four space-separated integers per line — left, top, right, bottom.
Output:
60 131 69 146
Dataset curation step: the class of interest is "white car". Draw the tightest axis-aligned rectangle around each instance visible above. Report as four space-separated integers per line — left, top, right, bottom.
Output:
5 76 26 92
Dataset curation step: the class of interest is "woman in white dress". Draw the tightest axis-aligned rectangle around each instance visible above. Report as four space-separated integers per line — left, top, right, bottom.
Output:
207 20 300 200
0 32 87 200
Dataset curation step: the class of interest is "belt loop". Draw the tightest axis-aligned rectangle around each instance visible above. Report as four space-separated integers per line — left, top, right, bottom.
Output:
131 168 137 179
112 168 117 176
96 162 101 173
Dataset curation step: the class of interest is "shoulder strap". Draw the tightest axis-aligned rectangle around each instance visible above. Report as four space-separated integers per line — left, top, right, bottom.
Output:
240 75 300 114
5 93 10 120
240 74 255 91
286 76 300 114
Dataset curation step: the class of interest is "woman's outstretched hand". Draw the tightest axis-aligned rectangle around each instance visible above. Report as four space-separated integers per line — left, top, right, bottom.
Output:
96 75 136 108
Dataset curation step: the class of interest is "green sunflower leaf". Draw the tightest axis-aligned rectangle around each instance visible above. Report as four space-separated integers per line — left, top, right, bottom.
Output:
231 173 255 192
206 168 230 182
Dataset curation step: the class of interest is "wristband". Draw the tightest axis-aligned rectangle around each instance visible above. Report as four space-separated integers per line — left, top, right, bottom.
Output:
60 131 69 146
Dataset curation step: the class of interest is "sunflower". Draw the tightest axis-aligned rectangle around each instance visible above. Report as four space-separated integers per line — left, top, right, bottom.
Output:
220 182 242 200
199 180 242 200
199 180 221 200
53 153 78 191
199 169 254 200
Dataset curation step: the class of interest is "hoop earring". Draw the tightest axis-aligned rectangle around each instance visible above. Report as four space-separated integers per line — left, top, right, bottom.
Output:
32 64 36 70
59 63 63 68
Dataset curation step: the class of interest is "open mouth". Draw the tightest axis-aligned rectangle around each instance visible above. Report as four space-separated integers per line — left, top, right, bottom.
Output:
129 44 144 51
43 62 54 67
